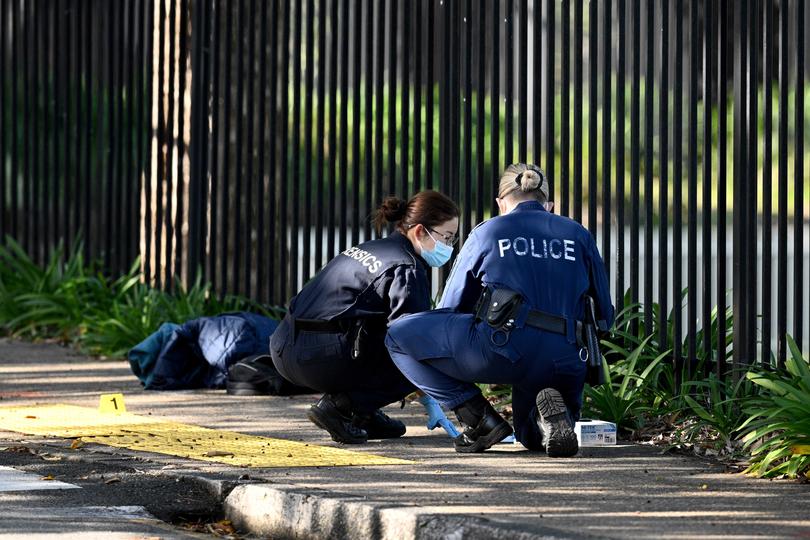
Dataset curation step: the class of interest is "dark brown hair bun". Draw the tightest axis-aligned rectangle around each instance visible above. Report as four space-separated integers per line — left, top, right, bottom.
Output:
372 191 459 235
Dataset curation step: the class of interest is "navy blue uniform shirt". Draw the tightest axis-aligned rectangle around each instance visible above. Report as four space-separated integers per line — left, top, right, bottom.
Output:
439 200 614 328
289 231 431 325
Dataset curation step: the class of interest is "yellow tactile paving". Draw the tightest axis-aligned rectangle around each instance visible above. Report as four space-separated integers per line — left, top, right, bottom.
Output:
0 404 412 468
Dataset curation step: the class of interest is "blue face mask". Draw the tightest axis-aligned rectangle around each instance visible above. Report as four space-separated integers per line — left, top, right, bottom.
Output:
420 229 454 267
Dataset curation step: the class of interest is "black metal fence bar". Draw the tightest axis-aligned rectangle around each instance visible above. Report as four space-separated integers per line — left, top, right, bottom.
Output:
278 0 290 301
388 0 396 197
505 0 514 168
643 0 654 337
256 0 268 298
794 0 804 348
351 0 361 247
746 0 759 368
462 0 472 239
615 0 625 314
601 0 611 282
776 0 790 366
732 0 749 370
560 0 568 216
761 0 773 367
315 0 326 267
2 0 810 373
587 0 596 237
544 0 554 203
304 0 315 282
716 0 727 374
630 0 640 329
672 0 684 367
290 0 301 297
425 0 434 190
162 0 176 289
658 0 669 351
688 0 699 373
0 0 5 241
234 0 246 295
530 0 539 169
338 0 348 253
476 0 485 225
491 0 500 202
572 0 582 223
701 0 713 365
364 0 374 237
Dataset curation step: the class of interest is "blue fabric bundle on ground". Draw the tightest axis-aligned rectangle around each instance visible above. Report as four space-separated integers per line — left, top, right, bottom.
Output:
128 312 279 390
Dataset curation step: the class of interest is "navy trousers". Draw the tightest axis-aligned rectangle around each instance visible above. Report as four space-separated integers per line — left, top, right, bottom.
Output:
269 315 415 413
385 309 586 450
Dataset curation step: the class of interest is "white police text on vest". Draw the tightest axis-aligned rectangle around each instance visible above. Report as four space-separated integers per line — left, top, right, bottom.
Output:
341 246 384 273
496 237 576 261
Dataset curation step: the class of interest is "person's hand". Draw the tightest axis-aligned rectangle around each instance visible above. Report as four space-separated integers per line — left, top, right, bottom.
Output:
417 394 460 437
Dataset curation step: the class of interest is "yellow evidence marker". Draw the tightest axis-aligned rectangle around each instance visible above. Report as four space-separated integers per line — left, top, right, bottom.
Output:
99 393 126 414
0 404 412 468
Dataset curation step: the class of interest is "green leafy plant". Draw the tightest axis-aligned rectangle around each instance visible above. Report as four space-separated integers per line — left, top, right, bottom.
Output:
738 336 810 479
583 335 671 433
677 373 758 452
0 236 279 358
0 237 102 340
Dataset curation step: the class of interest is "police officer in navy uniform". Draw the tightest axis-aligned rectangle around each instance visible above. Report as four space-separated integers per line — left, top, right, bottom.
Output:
385 164 614 456
270 191 460 444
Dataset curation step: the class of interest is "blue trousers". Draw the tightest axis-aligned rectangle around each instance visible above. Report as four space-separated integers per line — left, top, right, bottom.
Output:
385 309 586 450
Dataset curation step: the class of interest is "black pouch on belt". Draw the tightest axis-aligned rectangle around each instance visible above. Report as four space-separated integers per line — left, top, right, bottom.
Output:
485 288 523 330
582 295 605 386
350 317 386 360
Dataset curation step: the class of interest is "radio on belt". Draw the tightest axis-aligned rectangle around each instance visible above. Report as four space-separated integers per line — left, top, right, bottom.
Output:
574 419 617 446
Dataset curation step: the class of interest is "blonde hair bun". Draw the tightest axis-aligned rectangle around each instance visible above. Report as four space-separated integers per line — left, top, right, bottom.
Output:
519 169 542 192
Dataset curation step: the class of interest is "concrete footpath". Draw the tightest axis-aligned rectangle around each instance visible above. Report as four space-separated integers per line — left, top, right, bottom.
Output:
0 338 808 539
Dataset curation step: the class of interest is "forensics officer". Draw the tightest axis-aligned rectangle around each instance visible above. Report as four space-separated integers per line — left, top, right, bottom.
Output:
270 191 460 444
385 164 614 456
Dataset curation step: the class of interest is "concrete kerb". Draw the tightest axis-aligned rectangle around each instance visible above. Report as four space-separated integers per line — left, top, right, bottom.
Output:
222 481 572 540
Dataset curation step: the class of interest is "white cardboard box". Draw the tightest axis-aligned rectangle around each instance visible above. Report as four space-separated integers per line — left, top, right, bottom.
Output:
575 419 617 446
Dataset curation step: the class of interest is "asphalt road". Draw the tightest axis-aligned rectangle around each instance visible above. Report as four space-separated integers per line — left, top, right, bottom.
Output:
0 440 220 539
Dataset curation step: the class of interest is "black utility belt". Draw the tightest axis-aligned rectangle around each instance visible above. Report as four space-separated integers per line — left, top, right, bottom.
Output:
293 318 349 335
292 317 383 360
474 287 569 345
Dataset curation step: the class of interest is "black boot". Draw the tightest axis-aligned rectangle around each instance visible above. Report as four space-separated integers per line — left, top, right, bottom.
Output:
535 388 578 457
307 394 368 444
226 354 283 395
352 409 406 439
452 394 512 453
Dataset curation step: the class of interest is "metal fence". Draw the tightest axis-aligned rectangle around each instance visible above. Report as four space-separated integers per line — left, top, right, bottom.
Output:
1 0 808 371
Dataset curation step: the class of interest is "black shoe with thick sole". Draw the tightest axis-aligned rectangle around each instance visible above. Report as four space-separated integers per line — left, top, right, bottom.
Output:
226 354 281 396
535 388 578 457
307 395 368 444
352 409 406 439
453 409 513 453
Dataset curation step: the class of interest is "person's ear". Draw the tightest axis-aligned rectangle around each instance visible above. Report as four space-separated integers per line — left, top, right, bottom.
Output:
495 198 506 215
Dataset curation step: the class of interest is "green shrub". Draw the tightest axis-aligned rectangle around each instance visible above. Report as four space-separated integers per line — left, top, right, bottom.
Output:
0 236 275 358
739 336 810 479
583 334 670 433
678 373 758 452
0 237 102 340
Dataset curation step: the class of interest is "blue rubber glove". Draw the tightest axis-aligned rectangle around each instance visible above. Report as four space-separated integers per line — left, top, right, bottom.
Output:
417 394 461 438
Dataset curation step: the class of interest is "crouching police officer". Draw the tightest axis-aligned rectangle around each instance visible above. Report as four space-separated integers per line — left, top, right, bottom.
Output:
385 164 614 456
269 191 460 444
